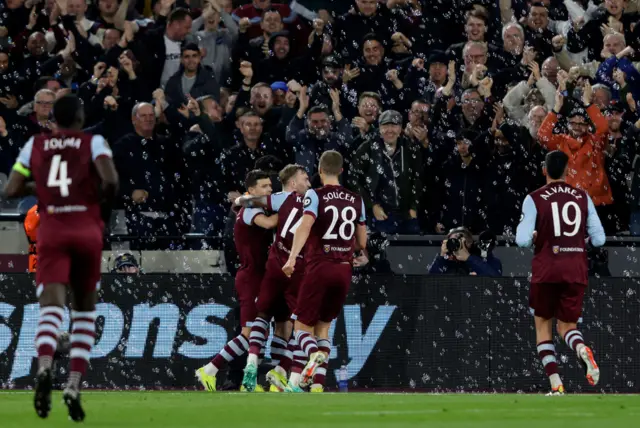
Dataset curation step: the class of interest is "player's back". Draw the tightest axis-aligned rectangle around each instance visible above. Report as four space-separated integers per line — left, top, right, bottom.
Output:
234 206 272 272
269 191 304 265
529 181 589 285
28 131 106 229
303 185 365 264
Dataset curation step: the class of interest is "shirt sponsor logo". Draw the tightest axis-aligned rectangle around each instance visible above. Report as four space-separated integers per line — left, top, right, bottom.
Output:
553 245 584 254
46 205 88 214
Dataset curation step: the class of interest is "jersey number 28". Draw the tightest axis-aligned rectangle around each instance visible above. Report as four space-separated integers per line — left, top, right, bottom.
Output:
47 154 72 197
551 201 581 237
322 206 356 240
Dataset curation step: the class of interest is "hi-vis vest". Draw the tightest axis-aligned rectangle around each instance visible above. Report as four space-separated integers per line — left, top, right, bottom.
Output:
24 205 39 273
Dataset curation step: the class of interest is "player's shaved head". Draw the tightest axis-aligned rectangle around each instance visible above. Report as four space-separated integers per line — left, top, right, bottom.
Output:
53 94 84 129
544 150 569 180
318 150 343 177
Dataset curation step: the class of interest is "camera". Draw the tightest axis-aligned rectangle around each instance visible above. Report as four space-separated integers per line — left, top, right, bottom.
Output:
446 237 462 254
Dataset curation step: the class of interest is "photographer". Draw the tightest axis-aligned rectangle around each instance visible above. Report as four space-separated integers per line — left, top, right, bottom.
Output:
429 228 502 277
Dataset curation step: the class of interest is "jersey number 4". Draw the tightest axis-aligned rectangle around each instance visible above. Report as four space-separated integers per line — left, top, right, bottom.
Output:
551 201 581 237
47 155 72 197
281 208 303 238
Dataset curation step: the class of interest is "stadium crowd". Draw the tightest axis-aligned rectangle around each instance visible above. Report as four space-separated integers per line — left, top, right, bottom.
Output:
1 0 640 241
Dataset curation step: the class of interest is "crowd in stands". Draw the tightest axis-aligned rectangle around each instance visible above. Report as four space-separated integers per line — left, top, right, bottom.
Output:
1 0 640 242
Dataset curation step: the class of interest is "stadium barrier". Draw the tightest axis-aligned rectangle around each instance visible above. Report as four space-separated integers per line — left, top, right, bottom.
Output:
0 274 638 392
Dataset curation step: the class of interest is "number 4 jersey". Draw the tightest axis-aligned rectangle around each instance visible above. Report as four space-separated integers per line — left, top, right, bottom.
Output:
516 182 606 285
15 131 113 227
267 191 305 266
302 185 366 264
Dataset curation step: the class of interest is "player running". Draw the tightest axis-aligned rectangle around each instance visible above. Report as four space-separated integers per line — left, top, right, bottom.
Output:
516 150 606 395
196 169 277 391
282 150 368 392
234 164 311 392
2 94 118 421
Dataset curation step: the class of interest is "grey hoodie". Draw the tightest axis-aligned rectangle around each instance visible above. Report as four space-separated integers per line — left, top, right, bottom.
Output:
189 12 239 86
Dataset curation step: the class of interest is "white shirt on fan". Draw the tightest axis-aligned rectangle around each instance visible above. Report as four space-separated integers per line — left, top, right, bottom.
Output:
161 36 182 88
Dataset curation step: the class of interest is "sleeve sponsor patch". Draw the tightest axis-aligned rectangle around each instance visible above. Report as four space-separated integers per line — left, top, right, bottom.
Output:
303 197 312 208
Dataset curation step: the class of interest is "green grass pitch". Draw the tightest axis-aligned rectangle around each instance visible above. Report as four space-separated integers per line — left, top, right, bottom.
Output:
0 391 638 427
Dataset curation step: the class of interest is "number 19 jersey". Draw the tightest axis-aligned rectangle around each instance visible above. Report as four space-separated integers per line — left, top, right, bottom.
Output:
521 182 595 285
302 185 366 264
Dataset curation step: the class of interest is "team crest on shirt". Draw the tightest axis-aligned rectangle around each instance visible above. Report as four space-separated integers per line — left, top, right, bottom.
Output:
553 246 560 254
303 197 312 208
323 244 330 253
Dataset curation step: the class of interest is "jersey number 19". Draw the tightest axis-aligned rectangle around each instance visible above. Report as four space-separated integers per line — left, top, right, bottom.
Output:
551 201 581 237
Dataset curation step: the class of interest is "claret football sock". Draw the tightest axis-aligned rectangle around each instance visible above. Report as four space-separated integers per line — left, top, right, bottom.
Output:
295 330 318 358
67 310 97 391
313 339 331 388
35 306 64 372
248 317 269 360
270 335 289 368
564 329 585 354
207 334 250 376
537 340 562 389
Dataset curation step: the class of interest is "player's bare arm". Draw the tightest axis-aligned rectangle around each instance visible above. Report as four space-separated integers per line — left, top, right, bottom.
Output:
235 194 269 208
253 213 278 229
2 166 36 199
282 214 315 277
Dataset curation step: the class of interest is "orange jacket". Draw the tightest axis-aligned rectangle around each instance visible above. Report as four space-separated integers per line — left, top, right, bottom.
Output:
537 104 613 206
24 205 39 273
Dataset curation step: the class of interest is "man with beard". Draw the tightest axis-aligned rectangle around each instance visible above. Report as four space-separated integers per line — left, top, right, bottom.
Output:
254 29 322 84
285 86 352 180
308 55 355 118
538 83 617 233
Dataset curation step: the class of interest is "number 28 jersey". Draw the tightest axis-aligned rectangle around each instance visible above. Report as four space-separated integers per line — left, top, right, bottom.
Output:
302 185 366 264
518 182 605 285
16 131 112 227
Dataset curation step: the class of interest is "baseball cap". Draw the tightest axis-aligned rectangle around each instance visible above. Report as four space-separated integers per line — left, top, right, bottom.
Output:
270 81 288 92
379 110 403 126
114 253 138 270
604 102 624 114
322 55 343 69
428 50 448 66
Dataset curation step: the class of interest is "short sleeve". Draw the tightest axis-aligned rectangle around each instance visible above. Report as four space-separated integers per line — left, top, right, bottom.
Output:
242 207 265 225
269 191 291 212
359 198 366 224
303 189 319 219
91 135 113 161
16 137 35 169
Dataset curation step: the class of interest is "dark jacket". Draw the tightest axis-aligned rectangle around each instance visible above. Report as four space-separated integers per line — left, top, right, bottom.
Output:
165 64 221 107
130 16 174 95
567 9 639 61
350 135 423 217
219 135 282 194
429 253 503 277
285 114 354 177
434 136 490 233
183 117 233 205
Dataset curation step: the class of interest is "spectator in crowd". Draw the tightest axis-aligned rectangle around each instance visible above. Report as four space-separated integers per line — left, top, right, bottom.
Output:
112 252 141 274
285 86 351 178
538 82 616 232
165 42 221 107
350 110 422 235
429 227 502 276
190 0 239 85
4 0 640 245
113 102 189 249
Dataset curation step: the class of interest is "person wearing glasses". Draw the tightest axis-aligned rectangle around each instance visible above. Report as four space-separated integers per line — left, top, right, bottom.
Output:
537 82 615 233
